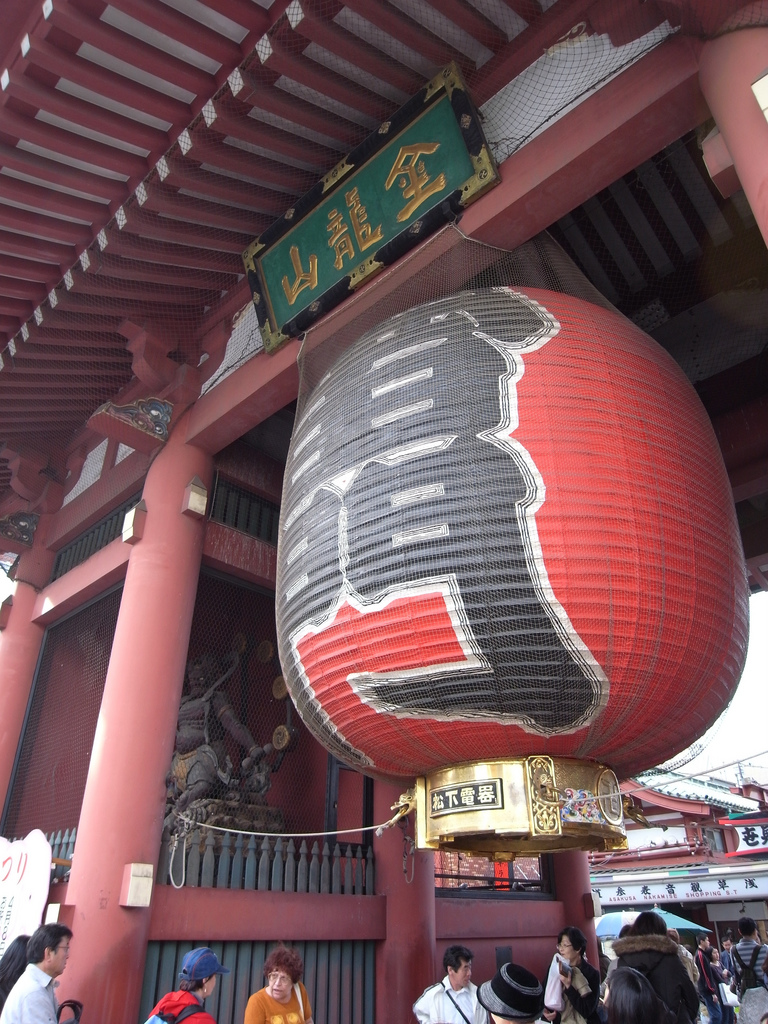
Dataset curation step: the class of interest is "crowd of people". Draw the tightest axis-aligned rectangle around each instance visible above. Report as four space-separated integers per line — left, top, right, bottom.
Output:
0 915 766 1024
411 914 768 1024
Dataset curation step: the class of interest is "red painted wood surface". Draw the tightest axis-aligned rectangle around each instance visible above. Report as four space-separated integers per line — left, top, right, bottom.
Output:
148 887 386 941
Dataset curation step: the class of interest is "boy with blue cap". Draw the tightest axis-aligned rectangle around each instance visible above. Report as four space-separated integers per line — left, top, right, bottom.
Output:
147 947 230 1024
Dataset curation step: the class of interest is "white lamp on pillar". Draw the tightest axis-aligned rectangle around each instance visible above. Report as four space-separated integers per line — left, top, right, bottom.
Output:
181 476 208 519
122 500 147 544
751 69 768 121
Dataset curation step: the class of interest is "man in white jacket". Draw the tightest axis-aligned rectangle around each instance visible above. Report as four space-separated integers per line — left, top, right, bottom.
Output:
414 945 489 1024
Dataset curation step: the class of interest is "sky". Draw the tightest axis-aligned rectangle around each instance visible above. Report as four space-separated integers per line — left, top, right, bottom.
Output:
0 566 765 784
672 589 768 785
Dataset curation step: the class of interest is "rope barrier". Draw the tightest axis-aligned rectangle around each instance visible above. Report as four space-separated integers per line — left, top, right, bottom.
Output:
174 791 415 841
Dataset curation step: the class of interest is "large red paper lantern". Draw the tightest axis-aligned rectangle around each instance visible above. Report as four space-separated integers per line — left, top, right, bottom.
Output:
275 287 748 781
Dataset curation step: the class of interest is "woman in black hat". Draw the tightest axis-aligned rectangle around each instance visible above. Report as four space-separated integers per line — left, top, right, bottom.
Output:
477 962 545 1023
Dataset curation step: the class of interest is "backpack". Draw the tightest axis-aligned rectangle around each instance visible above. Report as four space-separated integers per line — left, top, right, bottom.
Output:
641 960 690 1024
732 945 766 998
145 1006 204 1024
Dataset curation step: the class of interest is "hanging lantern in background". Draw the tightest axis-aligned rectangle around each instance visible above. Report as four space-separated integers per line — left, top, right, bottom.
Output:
275 286 749 852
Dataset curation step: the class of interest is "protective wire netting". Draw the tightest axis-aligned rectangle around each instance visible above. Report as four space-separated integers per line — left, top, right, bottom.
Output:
2 586 122 838
275 228 748 781
165 570 367 843
2 0 768 535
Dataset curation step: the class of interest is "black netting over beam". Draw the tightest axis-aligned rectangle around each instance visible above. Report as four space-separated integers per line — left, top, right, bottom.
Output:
2 586 122 837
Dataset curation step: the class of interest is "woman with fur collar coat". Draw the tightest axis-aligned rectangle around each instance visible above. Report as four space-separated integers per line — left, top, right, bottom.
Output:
612 912 699 1024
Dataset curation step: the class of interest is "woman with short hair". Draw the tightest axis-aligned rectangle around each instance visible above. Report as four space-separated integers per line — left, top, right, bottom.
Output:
244 946 313 1024
543 927 602 1024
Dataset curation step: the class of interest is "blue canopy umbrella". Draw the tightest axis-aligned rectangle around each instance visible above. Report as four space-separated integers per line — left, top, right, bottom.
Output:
595 911 638 937
595 908 710 938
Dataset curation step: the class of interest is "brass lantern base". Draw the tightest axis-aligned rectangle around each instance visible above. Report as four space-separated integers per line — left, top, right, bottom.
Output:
414 757 627 856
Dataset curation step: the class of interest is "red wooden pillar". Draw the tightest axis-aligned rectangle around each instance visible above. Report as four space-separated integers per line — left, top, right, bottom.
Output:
59 422 213 1024
0 534 55 806
374 780 436 1024
699 12 768 248
551 848 599 968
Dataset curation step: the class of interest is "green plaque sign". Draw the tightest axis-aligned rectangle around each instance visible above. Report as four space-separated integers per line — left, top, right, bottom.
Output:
243 63 499 353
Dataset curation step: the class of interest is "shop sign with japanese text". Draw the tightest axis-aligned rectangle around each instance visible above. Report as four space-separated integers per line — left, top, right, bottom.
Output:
0 830 52 957
243 64 499 352
720 816 768 857
591 872 768 905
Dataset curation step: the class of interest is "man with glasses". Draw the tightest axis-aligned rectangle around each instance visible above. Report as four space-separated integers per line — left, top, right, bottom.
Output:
414 945 488 1024
0 924 73 1024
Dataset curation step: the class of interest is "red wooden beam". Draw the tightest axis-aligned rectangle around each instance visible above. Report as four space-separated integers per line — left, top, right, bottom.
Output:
0 401 114 419
0 174 108 223
262 28 388 125
85 231 243 275
24 327 127 348
194 280 251 344
0 316 21 336
0 139 125 202
295 0 423 98
53 291 204 319
0 230 72 266
419 0 508 51
499 0 543 26
192 0 273 33
207 98 338 170
0 368 128 383
29 311 123 332
82 251 239 291
186 334 300 454
82 0 244 66
1 397 113 412
0 211 90 250
341 0 470 77
0 256 61 284
0 107 148 181
139 181 272 236
39 0 216 99
158 156 290 216
12 347 130 365
22 36 192 127
0 297 34 319
239 63 365 149
65 270 222 306
0 277 51 302
1 74 166 156
149 886 386 942
118 208 252 255
181 132 315 194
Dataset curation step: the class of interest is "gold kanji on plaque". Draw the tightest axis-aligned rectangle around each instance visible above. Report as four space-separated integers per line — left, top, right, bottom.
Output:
385 143 447 222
